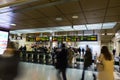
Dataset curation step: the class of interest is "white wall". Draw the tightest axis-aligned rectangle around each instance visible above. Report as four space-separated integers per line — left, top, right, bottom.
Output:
76 41 101 56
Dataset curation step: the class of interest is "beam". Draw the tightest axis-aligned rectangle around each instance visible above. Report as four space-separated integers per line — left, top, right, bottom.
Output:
0 0 38 8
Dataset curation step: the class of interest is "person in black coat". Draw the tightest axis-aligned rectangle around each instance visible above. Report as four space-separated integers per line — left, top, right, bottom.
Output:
0 41 20 80
81 45 92 80
55 43 68 80
82 48 85 56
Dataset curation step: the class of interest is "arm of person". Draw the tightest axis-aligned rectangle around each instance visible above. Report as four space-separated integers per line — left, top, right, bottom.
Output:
97 54 103 63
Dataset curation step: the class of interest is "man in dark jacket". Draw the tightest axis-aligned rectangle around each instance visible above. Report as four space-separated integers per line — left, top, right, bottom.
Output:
81 45 92 80
55 43 68 80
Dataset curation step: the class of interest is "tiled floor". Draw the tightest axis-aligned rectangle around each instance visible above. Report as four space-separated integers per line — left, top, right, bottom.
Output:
15 62 120 80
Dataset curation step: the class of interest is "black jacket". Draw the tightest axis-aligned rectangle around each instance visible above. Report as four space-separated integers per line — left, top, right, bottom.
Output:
55 48 68 69
84 50 92 68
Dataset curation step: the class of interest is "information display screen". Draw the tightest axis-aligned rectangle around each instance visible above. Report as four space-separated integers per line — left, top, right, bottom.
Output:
26 37 36 42
66 36 77 42
52 35 97 42
0 31 8 54
36 37 50 42
77 35 97 41
52 36 65 42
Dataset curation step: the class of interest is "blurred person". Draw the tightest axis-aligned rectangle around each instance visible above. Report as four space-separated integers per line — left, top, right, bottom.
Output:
81 45 92 80
97 46 114 80
55 43 68 80
22 45 26 51
78 47 81 56
19 45 26 61
112 49 116 57
68 47 74 67
0 41 20 80
82 48 85 56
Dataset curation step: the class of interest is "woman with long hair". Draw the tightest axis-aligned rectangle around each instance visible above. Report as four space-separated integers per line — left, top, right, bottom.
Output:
97 46 114 80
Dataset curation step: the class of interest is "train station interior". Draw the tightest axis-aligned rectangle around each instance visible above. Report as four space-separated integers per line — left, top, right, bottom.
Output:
0 0 120 80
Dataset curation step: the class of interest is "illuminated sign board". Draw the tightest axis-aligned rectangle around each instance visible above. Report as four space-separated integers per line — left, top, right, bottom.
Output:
52 36 65 42
66 36 77 42
52 35 98 42
26 37 35 42
36 37 50 42
77 35 97 41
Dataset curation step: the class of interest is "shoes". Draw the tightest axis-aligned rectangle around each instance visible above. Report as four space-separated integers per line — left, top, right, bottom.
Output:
93 73 96 80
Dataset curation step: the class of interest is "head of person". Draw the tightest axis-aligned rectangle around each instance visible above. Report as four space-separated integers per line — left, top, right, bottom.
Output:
86 45 91 52
61 43 66 48
101 46 112 60
4 41 16 55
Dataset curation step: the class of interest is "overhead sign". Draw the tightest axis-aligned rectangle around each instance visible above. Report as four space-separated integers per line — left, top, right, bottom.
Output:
52 36 65 42
36 37 50 42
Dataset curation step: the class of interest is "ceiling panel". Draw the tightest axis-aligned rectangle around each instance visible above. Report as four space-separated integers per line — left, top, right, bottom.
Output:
10 4 30 10
7 12 28 20
87 18 103 24
85 9 105 18
80 0 108 11
21 9 45 18
37 6 62 17
106 7 120 16
56 1 81 14
104 16 119 22
72 19 86 25
28 0 48 7
109 0 120 7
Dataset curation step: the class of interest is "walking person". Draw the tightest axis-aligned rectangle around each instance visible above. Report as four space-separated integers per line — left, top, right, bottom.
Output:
112 49 116 57
81 45 92 80
0 41 20 80
78 47 81 56
82 48 85 57
68 47 74 67
97 46 114 80
55 43 68 80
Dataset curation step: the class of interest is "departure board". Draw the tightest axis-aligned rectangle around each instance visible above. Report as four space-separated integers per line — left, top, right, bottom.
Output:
52 36 65 42
26 37 36 42
36 37 50 42
66 36 77 42
77 35 97 41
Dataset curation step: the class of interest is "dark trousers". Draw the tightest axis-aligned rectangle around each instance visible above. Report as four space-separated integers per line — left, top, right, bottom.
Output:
81 66 96 80
81 67 87 80
57 69 67 80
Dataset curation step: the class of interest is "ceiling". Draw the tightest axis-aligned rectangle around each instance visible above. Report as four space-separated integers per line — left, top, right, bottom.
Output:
0 0 120 43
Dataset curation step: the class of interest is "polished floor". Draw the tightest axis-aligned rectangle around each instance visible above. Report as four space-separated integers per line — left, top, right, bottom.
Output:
15 62 120 80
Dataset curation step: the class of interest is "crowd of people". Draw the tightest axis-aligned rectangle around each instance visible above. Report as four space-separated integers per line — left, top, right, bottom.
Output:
54 43 114 80
0 41 115 80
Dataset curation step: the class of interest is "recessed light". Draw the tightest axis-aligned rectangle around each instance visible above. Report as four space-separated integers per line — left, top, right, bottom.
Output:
56 17 62 21
72 15 78 19
10 23 16 26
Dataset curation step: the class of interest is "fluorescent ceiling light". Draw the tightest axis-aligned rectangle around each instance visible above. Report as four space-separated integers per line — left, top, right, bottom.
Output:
72 15 78 19
87 23 102 30
10 22 117 34
56 17 62 21
102 22 117 29
10 23 16 26
74 25 87 30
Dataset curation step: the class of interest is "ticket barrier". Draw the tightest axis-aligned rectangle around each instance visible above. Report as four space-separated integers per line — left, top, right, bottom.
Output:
20 51 52 64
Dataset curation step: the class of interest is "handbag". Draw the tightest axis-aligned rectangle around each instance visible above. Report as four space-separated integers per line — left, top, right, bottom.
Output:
96 62 104 71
